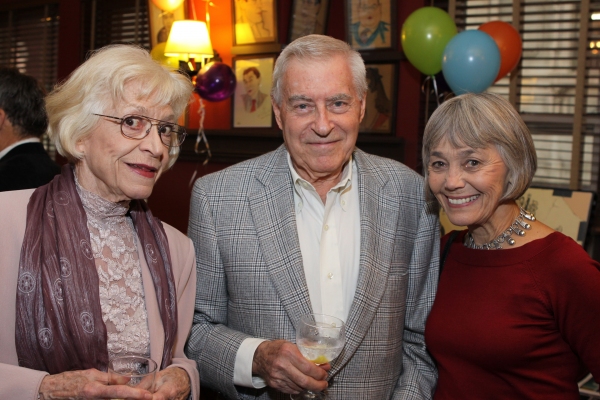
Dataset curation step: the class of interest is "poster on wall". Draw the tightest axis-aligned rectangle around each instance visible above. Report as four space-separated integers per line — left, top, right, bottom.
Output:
360 62 396 134
232 55 275 128
148 1 187 49
233 0 277 46
345 0 395 51
288 0 330 42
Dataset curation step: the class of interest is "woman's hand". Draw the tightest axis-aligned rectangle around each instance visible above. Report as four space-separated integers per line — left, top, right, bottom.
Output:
151 367 190 400
39 368 152 399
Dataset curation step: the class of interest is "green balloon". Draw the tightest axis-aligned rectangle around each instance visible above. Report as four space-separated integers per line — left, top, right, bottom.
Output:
401 7 457 76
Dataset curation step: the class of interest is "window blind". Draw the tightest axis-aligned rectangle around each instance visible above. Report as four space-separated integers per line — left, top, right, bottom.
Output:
82 0 150 52
450 0 600 192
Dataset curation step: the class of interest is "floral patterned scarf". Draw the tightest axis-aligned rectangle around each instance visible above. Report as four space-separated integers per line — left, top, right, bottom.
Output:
15 164 177 373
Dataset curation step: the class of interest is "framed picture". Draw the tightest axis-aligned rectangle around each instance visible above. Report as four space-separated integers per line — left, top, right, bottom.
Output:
233 0 277 46
288 0 330 42
148 1 187 49
232 55 275 128
345 0 396 51
360 63 396 134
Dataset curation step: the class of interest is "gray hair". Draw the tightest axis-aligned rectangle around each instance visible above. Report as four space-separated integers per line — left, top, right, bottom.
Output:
45 44 193 168
422 92 537 201
271 34 367 105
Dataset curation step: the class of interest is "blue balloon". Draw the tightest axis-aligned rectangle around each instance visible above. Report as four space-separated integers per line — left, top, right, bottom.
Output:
442 30 501 95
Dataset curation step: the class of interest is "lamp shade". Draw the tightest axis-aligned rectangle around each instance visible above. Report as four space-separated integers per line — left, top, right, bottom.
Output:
164 20 213 59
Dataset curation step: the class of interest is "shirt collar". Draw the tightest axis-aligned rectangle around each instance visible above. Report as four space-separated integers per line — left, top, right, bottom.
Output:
0 137 41 160
287 153 353 193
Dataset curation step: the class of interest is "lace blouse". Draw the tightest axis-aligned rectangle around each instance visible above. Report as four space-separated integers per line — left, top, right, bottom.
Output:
76 182 151 359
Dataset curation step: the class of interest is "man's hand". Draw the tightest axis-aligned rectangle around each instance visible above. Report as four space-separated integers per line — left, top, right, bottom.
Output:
151 367 190 400
39 368 152 399
252 340 330 394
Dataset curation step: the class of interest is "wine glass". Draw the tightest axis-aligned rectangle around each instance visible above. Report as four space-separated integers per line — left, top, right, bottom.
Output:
291 313 346 400
108 355 157 393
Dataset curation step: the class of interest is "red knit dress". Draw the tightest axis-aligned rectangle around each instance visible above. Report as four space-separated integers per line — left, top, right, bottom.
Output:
426 231 600 399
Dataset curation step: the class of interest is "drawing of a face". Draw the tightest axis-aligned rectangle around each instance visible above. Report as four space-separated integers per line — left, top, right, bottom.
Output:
243 68 261 99
358 0 381 30
239 0 265 24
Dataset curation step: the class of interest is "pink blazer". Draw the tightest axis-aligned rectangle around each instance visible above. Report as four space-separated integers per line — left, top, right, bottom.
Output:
0 189 199 399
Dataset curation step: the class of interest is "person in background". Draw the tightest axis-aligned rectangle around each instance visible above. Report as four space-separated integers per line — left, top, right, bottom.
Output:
0 44 199 400
186 34 439 399
0 67 60 192
423 92 600 399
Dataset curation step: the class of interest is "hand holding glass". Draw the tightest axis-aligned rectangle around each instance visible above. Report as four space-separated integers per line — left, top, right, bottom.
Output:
292 314 346 400
108 355 157 392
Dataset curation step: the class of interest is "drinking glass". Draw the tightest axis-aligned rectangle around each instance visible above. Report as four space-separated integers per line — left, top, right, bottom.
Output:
108 355 157 392
291 313 346 400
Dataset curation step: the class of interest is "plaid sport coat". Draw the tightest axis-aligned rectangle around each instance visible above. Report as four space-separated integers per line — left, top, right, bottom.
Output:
186 145 439 399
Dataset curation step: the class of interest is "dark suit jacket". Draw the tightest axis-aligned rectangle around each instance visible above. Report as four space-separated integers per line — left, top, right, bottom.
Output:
0 142 61 192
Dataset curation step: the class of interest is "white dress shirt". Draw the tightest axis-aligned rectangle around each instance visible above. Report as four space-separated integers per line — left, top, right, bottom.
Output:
233 154 361 387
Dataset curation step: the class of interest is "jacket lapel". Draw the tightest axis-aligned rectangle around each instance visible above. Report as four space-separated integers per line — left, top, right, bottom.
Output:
330 149 399 375
247 146 313 330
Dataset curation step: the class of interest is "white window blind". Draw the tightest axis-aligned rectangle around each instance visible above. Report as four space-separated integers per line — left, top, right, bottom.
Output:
450 0 600 192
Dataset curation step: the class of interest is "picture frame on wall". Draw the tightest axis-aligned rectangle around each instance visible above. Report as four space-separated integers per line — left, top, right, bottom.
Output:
360 62 396 134
148 1 187 49
288 0 330 42
345 0 396 51
232 0 277 46
232 55 276 128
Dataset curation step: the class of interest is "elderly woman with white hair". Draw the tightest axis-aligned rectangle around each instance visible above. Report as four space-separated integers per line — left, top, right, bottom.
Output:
423 92 600 399
0 45 199 400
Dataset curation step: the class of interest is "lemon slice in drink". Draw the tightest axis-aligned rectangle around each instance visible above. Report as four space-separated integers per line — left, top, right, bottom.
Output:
311 355 329 365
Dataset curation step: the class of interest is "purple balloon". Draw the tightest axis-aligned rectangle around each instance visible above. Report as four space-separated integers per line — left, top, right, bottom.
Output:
195 62 237 102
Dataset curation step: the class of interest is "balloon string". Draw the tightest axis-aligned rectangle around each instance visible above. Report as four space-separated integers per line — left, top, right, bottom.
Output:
189 97 212 188
431 75 440 107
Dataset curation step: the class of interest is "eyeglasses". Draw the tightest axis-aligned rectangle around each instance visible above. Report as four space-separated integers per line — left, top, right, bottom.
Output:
93 113 187 148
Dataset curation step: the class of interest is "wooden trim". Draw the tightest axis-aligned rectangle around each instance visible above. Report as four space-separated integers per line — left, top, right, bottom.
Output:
571 0 589 189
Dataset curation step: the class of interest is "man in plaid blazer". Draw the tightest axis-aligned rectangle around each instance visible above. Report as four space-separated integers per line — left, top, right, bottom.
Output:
186 34 439 399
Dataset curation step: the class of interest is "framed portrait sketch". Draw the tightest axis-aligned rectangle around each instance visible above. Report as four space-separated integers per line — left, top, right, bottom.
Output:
345 0 396 51
148 1 187 49
232 55 275 128
233 0 277 46
289 0 330 42
360 63 396 134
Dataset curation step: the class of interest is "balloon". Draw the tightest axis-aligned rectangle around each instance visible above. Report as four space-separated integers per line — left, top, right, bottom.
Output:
478 21 522 82
150 43 180 70
401 7 457 76
442 30 501 95
151 0 184 12
195 62 237 102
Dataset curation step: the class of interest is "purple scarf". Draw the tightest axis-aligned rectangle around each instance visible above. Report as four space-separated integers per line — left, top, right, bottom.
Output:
16 165 177 373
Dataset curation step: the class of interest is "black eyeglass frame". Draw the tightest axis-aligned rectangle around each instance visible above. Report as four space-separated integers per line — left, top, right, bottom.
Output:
92 113 187 148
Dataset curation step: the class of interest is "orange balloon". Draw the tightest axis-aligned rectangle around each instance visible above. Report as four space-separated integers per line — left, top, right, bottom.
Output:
478 21 522 82
151 0 184 12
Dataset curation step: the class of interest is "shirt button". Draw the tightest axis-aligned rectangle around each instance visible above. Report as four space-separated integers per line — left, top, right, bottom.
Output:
327 272 334 279
341 200 346 206
324 225 329 231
